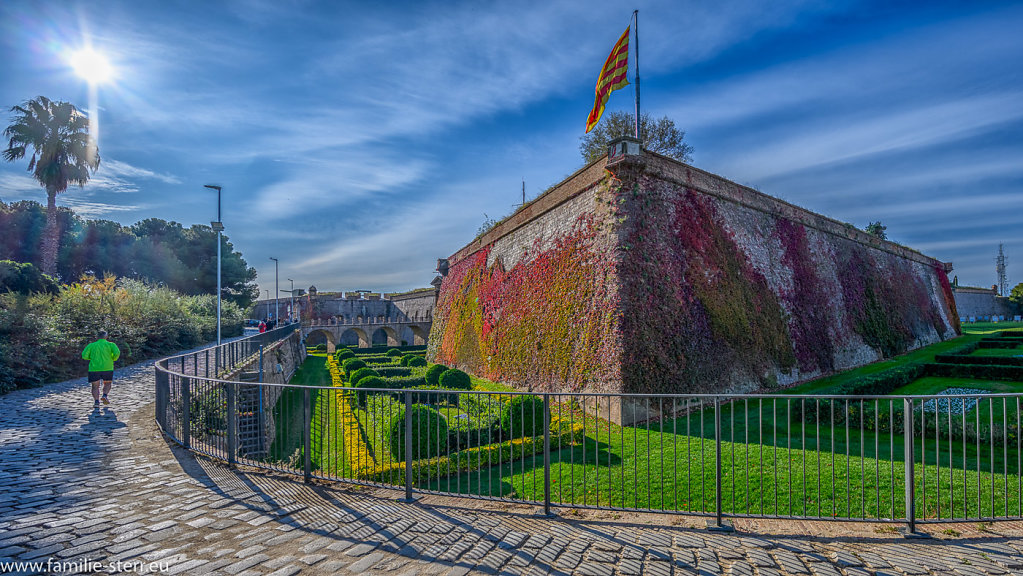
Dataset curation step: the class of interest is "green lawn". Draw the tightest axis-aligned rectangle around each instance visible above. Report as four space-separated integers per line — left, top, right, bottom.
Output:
268 354 332 463
429 409 1022 520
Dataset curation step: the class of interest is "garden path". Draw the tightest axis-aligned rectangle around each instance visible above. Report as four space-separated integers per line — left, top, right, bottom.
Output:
1 351 1022 575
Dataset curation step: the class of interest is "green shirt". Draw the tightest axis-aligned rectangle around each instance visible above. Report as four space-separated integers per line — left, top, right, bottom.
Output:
82 339 120 371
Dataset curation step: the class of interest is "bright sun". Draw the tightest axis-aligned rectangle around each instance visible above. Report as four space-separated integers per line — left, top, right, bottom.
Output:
70 48 113 84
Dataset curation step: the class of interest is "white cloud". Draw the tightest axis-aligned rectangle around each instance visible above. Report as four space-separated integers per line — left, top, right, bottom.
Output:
102 159 181 184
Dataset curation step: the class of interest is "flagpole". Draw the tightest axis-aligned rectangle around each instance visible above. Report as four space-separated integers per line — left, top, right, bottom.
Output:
633 9 640 141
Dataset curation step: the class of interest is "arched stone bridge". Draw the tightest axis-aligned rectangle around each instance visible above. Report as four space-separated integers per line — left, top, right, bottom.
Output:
301 319 432 349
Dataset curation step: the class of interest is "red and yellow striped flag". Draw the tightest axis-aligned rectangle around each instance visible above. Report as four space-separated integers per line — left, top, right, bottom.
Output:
585 25 630 133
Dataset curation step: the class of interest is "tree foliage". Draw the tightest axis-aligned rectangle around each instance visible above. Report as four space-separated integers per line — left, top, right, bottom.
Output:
0 260 58 295
3 96 100 276
0 275 244 394
579 111 694 164
0 200 258 307
865 221 888 240
1010 283 1023 312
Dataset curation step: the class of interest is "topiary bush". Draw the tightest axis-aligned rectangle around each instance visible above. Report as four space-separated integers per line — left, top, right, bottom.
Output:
335 348 356 362
438 368 472 391
500 395 548 439
406 356 427 367
349 367 380 386
386 348 402 357
399 354 416 366
425 363 448 386
342 358 367 375
388 404 449 461
355 376 392 406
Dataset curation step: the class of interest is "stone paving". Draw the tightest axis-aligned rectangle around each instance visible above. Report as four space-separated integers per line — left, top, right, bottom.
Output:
2 351 1023 575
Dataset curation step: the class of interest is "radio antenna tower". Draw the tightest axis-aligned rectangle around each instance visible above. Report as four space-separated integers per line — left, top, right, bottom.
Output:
996 243 1008 295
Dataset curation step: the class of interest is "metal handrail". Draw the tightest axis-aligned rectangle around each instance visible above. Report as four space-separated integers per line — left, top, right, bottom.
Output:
155 346 1023 534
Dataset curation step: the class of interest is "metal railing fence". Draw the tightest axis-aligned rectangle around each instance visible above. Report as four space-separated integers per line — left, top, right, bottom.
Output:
156 349 1022 532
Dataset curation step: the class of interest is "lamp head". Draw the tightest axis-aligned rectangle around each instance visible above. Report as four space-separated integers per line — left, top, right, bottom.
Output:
204 184 222 192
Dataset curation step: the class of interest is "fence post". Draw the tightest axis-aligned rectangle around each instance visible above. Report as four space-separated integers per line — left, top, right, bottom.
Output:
205 349 210 378
155 365 166 430
303 388 312 483
258 345 264 382
401 390 417 502
708 396 733 532
542 393 555 516
900 398 927 537
181 377 191 450
227 382 238 465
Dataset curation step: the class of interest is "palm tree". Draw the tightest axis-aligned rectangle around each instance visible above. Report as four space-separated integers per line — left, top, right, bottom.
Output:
3 96 100 277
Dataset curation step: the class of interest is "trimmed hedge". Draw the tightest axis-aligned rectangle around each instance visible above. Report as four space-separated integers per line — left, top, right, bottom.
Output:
376 366 413 378
500 395 548 439
924 363 1023 381
425 364 448 386
827 364 926 396
388 405 448 461
439 369 472 391
349 367 380 386
383 375 428 389
363 356 399 365
979 340 1022 349
335 348 356 362
354 376 393 406
341 358 367 375
339 344 427 355
386 348 403 357
406 356 427 368
360 420 584 484
934 354 1023 367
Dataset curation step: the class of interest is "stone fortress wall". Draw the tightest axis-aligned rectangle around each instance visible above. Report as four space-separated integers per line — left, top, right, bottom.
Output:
428 149 959 408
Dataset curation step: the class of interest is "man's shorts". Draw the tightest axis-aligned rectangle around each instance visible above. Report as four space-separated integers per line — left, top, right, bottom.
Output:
88 370 114 382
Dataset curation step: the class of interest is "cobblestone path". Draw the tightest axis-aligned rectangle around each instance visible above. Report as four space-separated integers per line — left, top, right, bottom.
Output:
2 352 1023 575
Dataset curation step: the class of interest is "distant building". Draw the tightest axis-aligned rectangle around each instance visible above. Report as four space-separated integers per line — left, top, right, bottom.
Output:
953 285 1015 321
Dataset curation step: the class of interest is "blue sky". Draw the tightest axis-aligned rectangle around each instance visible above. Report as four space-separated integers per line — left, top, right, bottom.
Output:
1 0 1021 297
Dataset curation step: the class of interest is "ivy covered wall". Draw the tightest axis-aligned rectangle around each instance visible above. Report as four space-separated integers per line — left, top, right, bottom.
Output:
428 153 959 398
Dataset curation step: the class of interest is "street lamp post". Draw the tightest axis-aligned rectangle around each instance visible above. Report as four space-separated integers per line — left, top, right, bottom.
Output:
269 257 279 326
287 278 295 323
205 185 223 348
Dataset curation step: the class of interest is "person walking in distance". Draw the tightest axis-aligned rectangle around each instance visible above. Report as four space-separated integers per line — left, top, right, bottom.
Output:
83 329 120 407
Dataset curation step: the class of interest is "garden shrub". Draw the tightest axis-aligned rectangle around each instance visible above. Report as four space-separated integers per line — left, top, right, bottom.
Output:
355 376 393 406
425 363 448 386
388 404 449 461
341 358 367 375
363 356 398 365
406 356 427 368
439 368 472 391
376 366 413 378
500 395 548 439
309 343 327 352
406 385 459 406
923 363 1023 381
399 354 416 366
383 375 427 389
387 348 403 357
349 367 380 386
335 348 356 362
933 354 1023 367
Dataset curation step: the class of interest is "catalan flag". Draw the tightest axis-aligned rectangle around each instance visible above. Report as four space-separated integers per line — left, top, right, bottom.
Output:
585 25 630 133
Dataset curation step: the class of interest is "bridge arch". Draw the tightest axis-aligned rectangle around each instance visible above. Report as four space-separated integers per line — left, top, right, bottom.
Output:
304 329 334 348
371 326 400 347
338 327 370 348
409 324 429 346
